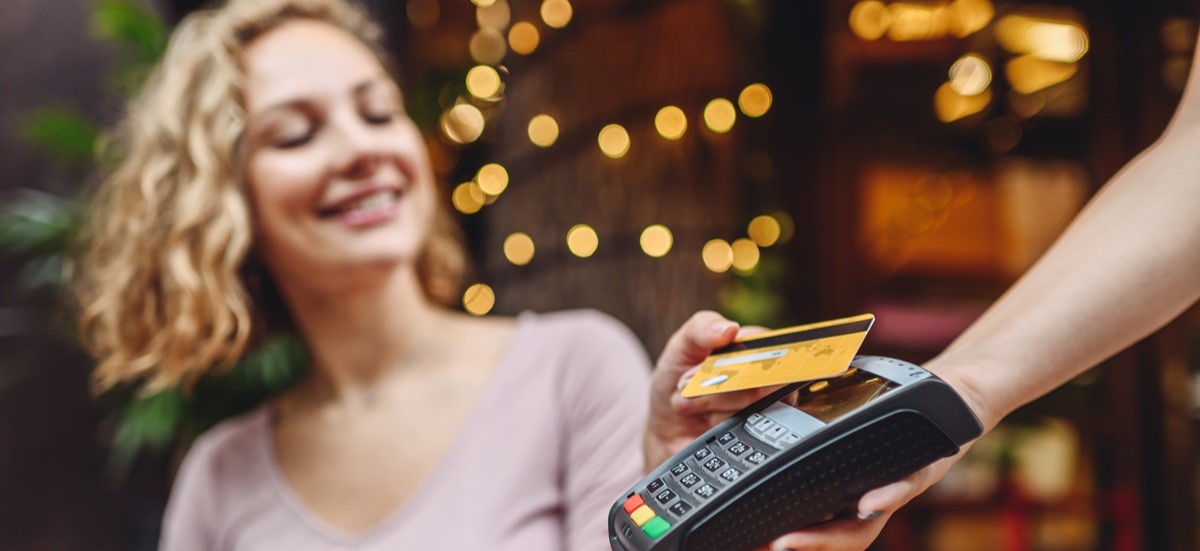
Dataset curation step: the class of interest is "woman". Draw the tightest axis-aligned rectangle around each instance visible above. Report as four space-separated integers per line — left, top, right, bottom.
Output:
71 0 754 548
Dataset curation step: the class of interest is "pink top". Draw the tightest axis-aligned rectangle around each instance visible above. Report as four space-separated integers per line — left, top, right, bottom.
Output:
160 310 652 550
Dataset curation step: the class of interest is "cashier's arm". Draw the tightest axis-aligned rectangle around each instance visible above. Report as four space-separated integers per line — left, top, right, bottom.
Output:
768 44 1200 551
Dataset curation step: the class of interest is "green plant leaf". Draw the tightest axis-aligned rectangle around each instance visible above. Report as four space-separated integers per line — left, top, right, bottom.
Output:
108 388 187 477
0 189 79 254
19 108 101 168
91 0 167 64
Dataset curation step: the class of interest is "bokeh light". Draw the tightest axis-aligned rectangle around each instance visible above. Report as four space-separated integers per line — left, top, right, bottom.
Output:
934 82 992 123
567 224 599 257
503 232 535 266
528 114 560 147
471 0 496 7
702 239 734 273
466 65 502 99
476 0 511 29
738 84 773 117
541 0 573 29
639 225 673 257
948 54 991 96
996 15 1089 62
508 21 540 54
440 104 486 144
948 0 994 38
655 106 688 140
849 1 891 40
598 124 631 158
703 98 736 133
452 182 486 214
476 163 509 196
1005 55 1078 94
774 211 795 244
469 28 507 64
731 238 761 273
747 215 782 247
463 283 495 316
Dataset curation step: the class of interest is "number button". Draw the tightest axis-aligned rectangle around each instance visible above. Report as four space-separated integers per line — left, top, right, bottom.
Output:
728 441 749 455
656 488 678 504
703 457 726 472
693 447 713 461
679 472 701 488
669 501 694 517
746 451 768 465
717 432 736 445
647 478 664 493
720 467 742 482
670 463 689 477
694 484 717 499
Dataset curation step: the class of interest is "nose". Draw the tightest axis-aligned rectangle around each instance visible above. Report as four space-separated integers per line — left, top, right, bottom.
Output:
329 113 384 180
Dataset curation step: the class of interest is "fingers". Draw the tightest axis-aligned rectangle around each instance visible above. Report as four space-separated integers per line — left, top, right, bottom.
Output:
857 453 961 514
768 513 890 551
657 311 739 370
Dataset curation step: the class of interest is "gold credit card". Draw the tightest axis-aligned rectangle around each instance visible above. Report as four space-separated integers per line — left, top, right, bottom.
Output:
680 314 875 398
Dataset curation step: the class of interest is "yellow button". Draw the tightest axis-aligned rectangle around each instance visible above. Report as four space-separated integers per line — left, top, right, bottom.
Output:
630 505 656 527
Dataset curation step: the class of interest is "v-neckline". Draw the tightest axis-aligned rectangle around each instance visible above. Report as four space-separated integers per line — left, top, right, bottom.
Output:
258 311 536 544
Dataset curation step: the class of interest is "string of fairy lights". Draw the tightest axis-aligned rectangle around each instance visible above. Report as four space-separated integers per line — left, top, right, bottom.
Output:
422 0 790 316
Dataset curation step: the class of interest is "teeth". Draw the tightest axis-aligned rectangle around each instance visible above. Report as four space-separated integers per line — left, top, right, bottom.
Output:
339 190 395 214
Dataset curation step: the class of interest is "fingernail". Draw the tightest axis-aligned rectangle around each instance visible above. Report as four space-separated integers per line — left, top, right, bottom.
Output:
857 510 883 520
707 321 735 336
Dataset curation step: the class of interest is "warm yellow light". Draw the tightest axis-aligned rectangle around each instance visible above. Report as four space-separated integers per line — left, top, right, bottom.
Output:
566 224 599 258
654 106 688 140
747 215 782 247
948 54 991 96
463 283 495 316
948 0 994 38
738 84 773 118
598 124 631 158
541 0 573 29
888 2 950 41
440 104 486 144
466 65 502 100
471 0 496 7
809 380 830 393
469 28 507 64
508 21 540 54
503 232 535 266
849 1 891 40
451 182 486 214
1005 55 1077 94
731 238 760 273
934 82 992 123
475 163 509 196
704 98 736 133
996 15 1089 62
702 239 734 273
639 225 673 257
476 0 510 29
528 114 559 147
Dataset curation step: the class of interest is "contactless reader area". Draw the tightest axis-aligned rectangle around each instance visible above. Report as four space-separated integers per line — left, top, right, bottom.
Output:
609 356 982 551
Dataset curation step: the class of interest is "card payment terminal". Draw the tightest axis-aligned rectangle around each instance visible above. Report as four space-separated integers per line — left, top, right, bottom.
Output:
609 356 982 551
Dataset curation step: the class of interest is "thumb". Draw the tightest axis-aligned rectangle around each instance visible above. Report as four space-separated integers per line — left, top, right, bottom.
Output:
657 311 739 374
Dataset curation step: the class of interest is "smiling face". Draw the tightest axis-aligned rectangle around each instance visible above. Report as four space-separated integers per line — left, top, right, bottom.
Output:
241 19 436 295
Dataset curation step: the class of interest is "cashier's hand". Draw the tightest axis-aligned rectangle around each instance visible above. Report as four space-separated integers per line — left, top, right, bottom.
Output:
644 311 777 472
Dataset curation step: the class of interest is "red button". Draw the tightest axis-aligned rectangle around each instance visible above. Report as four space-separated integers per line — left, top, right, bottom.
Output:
623 494 645 514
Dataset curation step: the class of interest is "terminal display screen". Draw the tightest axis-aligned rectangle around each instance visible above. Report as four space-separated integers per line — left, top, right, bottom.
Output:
779 368 898 424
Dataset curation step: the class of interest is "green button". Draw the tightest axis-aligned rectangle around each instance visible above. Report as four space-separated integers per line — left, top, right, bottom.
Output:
642 516 670 538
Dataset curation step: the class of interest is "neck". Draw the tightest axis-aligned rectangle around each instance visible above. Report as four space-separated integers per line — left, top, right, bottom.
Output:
277 266 448 402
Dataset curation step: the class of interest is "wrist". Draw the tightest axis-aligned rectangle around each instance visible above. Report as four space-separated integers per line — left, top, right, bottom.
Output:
922 353 1011 433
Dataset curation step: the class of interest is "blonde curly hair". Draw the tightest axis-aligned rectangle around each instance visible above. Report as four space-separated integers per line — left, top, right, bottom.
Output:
72 0 465 393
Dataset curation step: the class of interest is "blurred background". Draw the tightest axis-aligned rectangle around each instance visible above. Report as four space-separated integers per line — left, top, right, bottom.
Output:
2 0 1200 549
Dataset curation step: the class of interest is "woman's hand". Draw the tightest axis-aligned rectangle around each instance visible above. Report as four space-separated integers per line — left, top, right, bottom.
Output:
643 311 774 471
